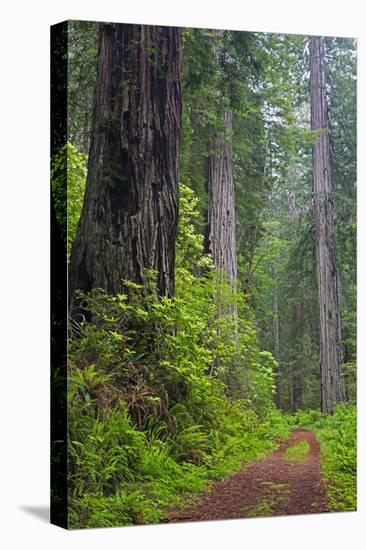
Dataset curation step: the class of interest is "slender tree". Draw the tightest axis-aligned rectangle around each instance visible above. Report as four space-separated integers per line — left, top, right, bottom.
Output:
291 301 305 411
272 262 281 406
205 110 237 283
310 36 345 413
69 23 182 310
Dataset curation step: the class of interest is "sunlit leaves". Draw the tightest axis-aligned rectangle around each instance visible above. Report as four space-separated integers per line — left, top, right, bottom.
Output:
51 142 87 259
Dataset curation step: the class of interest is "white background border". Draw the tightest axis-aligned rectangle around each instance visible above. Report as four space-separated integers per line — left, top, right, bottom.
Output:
1 1 364 548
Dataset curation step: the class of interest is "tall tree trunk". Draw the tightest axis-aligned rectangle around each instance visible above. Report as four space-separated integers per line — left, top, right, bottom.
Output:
205 111 237 385
205 111 237 283
272 263 281 407
69 23 182 310
289 366 294 413
310 36 345 413
292 301 305 411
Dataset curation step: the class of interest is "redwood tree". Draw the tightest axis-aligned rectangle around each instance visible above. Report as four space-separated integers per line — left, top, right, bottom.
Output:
205 111 237 283
310 36 345 413
69 23 182 309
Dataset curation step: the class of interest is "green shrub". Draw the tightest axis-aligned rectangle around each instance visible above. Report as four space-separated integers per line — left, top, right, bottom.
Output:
67 266 283 527
316 404 356 511
51 142 87 258
67 182 283 528
288 408 323 428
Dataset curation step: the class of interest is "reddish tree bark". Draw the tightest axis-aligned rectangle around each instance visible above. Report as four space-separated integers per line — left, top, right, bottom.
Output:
69 23 182 310
205 111 237 283
310 36 345 413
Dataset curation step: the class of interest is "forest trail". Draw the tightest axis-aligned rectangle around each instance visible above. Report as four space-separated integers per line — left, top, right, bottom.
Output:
166 429 328 523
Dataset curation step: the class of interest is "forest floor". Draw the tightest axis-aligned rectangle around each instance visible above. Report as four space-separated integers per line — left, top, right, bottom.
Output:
165 429 329 523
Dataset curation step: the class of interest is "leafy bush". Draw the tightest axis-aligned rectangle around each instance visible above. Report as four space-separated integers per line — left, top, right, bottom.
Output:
316 404 357 511
67 183 282 527
288 408 323 428
51 142 87 257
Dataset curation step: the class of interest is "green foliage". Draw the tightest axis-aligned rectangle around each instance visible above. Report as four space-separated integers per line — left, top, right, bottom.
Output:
343 362 357 402
325 37 357 375
288 404 356 511
288 408 323 428
176 184 210 272
51 142 87 258
67 20 98 152
67 183 282 528
317 404 357 511
283 440 310 462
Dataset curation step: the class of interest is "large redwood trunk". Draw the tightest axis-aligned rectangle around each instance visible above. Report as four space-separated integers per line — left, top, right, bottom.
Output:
310 36 345 413
205 111 237 282
69 23 182 309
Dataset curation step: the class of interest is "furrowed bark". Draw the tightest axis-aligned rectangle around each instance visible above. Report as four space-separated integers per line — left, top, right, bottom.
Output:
69 23 182 310
205 111 237 283
310 36 345 413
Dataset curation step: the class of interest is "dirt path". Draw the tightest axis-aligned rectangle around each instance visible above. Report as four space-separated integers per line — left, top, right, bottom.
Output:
166 429 328 522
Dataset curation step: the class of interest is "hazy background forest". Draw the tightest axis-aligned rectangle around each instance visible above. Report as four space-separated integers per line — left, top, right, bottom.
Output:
51 21 356 528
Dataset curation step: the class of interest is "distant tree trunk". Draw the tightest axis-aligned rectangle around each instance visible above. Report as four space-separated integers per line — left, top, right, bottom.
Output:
242 222 259 295
289 367 294 413
310 36 345 413
292 302 305 411
272 263 281 407
205 111 237 283
69 23 182 310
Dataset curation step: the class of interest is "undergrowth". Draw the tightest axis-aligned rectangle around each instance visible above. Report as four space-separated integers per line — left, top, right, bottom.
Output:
66 182 355 527
283 440 310 462
288 403 356 511
67 184 289 528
